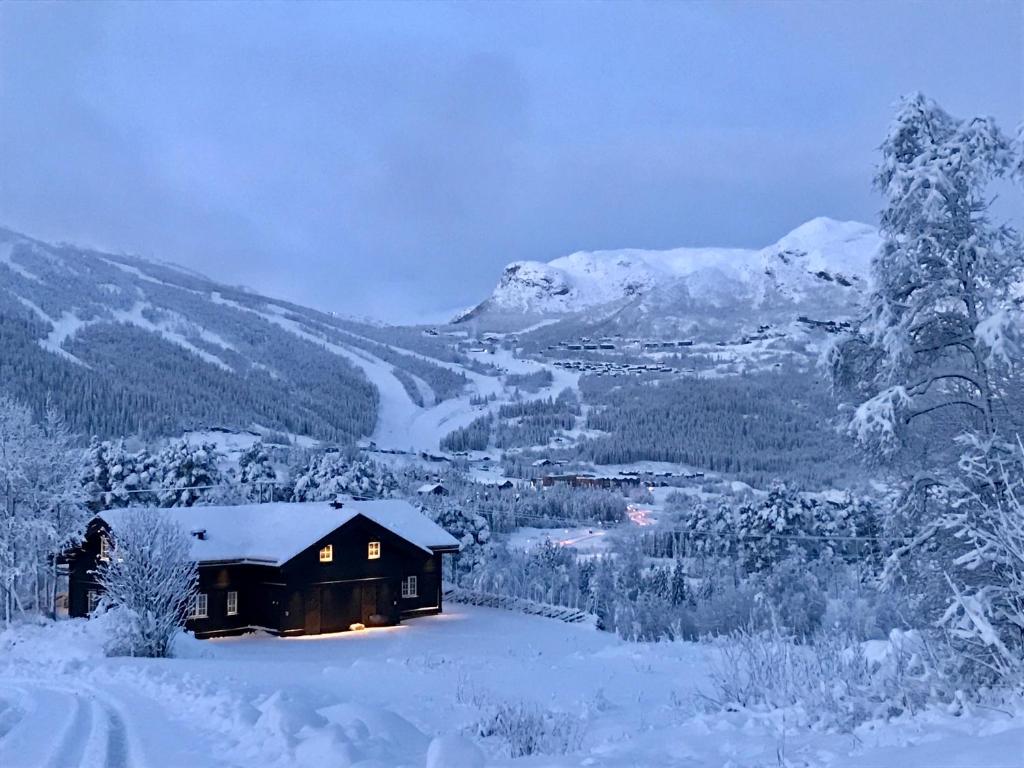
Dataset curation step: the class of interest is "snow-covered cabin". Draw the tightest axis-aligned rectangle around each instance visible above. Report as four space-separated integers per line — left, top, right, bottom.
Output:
65 499 460 638
416 483 449 497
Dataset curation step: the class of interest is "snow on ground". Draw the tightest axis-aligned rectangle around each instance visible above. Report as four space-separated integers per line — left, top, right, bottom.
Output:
505 526 612 555
2 607 1021 768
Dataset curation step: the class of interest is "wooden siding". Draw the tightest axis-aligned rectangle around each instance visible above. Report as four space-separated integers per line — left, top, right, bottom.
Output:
66 511 452 638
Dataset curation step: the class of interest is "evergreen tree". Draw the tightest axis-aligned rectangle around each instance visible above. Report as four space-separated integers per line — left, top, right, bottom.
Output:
238 440 278 501
156 440 223 507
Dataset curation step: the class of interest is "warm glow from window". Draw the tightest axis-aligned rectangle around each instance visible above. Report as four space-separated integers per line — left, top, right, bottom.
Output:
319 545 333 562
368 541 380 560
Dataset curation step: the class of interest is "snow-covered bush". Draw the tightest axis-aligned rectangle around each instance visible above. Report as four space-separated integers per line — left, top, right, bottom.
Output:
473 701 583 758
96 507 198 657
701 625 943 732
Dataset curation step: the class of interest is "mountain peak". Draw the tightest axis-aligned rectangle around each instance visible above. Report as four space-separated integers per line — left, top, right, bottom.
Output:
462 217 879 321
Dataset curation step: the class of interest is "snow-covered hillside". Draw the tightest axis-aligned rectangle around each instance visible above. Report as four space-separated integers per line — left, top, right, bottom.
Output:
1 606 1019 768
0 227 517 448
460 217 880 320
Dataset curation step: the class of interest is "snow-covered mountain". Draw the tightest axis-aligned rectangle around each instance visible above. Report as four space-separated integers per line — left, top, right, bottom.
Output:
459 218 880 327
0 227 477 443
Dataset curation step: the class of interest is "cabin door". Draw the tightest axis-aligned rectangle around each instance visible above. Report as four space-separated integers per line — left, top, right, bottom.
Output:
304 587 322 635
320 584 359 633
360 582 379 623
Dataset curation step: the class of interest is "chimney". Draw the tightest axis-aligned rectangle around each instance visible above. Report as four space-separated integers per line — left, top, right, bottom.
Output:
190 528 207 540
330 496 345 509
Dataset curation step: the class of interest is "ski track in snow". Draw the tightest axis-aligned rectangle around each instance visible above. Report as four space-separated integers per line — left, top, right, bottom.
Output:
0 676 238 768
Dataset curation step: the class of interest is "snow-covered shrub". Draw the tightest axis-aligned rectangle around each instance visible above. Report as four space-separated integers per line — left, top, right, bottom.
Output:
96 507 198 657
701 625 943 731
473 701 583 758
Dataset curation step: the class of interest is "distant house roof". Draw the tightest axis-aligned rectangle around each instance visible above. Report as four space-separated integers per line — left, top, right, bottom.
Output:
95 499 460 566
416 483 448 496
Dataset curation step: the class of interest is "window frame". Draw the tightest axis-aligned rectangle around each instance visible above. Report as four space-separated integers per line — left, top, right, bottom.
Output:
368 540 381 560
87 589 100 614
98 534 110 562
319 544 333 563
189 592 209 619
401 575 418 598
226 590 238 616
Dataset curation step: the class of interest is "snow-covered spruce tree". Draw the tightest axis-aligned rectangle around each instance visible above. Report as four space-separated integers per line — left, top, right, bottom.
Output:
826 95 1024 683
238 440 278 501
291 450 397 501
827 94 1022 462
423 501 489 584
155 439 224 507
96 508 198 658
82 438 159 511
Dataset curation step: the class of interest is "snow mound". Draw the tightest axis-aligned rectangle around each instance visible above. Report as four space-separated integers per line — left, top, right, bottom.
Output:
425 734 486 768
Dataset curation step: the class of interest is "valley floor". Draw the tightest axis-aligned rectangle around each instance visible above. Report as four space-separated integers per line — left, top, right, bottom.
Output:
0 606 1021 768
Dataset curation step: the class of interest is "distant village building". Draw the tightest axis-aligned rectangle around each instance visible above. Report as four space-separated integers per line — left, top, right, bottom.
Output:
532 473 643 490
416 482 449 496
64 499 460 638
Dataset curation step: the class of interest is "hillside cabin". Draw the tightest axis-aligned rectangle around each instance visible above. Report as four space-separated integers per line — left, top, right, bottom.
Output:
65 499 460 639
416 482 449 496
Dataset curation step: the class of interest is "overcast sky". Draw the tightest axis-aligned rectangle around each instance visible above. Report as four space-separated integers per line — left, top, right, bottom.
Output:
1 2 1021 322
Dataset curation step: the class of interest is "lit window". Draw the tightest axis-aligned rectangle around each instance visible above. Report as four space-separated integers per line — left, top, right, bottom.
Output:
226 591 238 616
99 535 110 561
401 576 418 598
368 541 380 560
319 545 333 563
189 593 208 619
87 590 100 614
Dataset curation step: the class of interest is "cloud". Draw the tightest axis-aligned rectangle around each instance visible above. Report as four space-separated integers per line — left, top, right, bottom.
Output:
1 1 1020 321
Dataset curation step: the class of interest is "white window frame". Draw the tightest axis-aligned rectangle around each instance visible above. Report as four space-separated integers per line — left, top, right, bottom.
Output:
401 575 418 598
98 534 110 562
319 544 333 563
87 589 100 614
189 592 208 619
226 590 238 616
368 541 381 560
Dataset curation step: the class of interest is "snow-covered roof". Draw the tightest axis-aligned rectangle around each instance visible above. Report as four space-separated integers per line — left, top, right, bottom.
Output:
96 499 460 565
416 483 446 494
